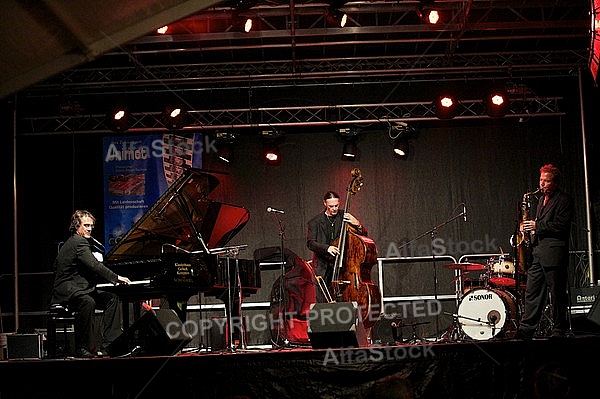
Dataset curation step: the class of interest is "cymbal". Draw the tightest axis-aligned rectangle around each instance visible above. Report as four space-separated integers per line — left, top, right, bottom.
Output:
444 262 487 271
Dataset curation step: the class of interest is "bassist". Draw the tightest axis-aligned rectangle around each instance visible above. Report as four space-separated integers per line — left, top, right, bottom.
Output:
306 190 366 303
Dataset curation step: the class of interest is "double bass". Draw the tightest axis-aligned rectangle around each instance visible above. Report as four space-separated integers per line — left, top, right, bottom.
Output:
329 168 381 329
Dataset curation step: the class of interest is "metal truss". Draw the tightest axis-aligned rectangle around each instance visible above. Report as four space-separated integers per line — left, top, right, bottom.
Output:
23 1 589 94
19 96 564 136
16 0 587 135
27 50 587 94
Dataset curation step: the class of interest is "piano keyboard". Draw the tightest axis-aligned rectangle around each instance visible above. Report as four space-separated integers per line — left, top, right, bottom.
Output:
97 279 150 288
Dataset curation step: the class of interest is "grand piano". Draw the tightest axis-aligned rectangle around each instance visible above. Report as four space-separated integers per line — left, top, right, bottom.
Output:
100 167 260 350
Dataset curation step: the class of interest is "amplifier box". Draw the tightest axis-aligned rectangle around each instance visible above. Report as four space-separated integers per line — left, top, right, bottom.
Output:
570 286 600 306
7 333 43 359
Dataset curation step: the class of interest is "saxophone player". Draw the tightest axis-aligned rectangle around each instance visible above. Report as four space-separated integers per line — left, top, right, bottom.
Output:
516 164 574 339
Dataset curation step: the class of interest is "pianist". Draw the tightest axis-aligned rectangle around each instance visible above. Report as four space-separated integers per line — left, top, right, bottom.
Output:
50 210 131 358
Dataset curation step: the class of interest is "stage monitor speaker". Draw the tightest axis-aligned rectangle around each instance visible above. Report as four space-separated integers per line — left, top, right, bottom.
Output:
307 302 367 348
587 293 600 327
107 309 192 357
7 334 43 359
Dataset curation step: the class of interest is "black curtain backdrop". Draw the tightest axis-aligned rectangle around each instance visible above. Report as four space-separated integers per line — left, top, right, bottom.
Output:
3 84 600 336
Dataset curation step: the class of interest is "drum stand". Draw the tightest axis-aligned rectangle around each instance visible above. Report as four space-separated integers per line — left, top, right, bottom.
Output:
439 312 465 342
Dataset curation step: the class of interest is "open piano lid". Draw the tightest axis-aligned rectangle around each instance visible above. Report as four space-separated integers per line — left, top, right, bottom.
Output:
105 168 250 262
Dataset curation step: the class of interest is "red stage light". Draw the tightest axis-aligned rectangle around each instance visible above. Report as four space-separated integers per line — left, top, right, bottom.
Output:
433 94 459 119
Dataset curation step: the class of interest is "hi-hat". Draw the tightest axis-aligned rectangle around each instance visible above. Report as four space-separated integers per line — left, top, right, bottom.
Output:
443 262 487 271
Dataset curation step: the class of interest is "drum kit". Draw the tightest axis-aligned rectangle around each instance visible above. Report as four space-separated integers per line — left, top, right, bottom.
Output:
442 255 525 342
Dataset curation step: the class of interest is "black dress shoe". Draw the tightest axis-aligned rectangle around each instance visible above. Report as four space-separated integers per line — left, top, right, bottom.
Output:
75 348 97 358
97 350 110 358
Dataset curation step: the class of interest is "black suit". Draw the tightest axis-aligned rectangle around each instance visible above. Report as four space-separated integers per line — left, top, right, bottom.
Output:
51 234 122 353
519 189 574 336
306 210 367 302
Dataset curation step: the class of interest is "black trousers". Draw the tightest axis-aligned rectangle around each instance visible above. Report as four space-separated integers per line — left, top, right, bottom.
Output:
70 289 122 351
519 262 568 335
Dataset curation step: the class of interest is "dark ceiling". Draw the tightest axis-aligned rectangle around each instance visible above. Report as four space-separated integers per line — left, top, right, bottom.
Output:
6 0 594 135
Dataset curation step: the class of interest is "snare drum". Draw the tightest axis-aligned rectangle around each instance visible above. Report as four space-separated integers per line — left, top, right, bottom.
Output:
457 287 516 340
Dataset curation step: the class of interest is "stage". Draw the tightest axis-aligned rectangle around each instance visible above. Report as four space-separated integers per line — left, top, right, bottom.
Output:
1 323 599 399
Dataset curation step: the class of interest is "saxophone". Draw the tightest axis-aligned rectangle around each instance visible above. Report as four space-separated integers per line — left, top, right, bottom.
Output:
516 188 539 272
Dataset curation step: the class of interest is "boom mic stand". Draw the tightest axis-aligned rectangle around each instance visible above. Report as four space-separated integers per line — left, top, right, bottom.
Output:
399 207 466 341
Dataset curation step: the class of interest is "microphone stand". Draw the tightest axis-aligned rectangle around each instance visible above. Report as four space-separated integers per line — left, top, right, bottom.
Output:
271 211 289 347
398 208 466 341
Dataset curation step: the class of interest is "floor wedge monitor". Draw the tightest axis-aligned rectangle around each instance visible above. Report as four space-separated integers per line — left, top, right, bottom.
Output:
307 302 367 348
108 309 191 357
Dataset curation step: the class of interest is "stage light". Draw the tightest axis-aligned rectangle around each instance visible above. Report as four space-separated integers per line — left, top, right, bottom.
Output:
388 121 414 160
243 17 253 32
393 138 409 160
105 105 131 132
215 131 237 163
417 8 440 24
342 140 357 160
217 143 234 163
261 128 284 165
426 10 440 24
326 7 348 27
433 94 459 119
338 126 360 161
162 105 187 130
232 14 254 33
416 2 440 25
483 90 510 118
263 144 281 165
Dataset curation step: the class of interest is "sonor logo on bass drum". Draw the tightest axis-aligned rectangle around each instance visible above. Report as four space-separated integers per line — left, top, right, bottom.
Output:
468 293 493 301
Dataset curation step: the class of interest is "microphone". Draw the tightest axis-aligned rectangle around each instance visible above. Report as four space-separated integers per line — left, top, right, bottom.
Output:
462 203 467 222
267 207 285 214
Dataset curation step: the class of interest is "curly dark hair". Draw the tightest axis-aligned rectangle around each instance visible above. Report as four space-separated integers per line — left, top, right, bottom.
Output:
69 210 96 234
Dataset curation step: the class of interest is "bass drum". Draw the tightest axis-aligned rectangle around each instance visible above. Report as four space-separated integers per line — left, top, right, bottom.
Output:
457 288 516 341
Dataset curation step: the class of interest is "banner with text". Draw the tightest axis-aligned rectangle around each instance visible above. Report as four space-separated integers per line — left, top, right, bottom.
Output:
102 133 204 253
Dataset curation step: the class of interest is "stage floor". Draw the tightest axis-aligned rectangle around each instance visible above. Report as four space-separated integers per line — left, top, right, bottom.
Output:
1 324 599 399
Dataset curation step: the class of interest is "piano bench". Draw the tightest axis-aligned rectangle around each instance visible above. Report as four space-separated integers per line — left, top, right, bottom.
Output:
46 304 76 358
